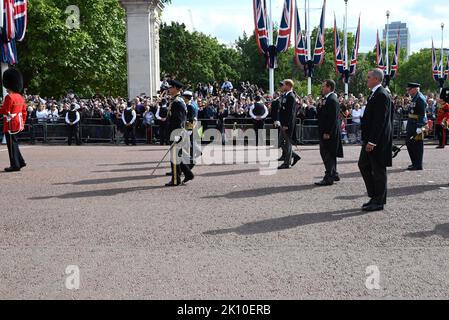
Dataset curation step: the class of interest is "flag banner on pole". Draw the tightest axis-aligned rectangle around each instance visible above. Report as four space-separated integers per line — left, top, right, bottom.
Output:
0 0 4 29
376 30 386 72
14 0 27 42
390 30 400 79
0 37 17 64
253 0 269 55
276 0 293 53
432 40 441 82
294 0 307 67
349 15 360 75
333 14 344 75
312 0 326 65
445 54 449 80
4 0 14 41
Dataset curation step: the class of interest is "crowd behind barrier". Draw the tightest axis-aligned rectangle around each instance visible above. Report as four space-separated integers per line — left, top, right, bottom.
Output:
0 78 446 146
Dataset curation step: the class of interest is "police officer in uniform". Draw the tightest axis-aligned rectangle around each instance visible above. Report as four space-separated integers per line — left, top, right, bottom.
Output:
156 99 169 145
122 101 137 146
275 79 301 170
405 83 428 171
65 103 81 146
249 95 269 146
166 80 194 187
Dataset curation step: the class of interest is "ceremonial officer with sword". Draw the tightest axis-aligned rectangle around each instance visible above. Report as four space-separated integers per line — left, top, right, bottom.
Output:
405 83 428 171
165 80 194 187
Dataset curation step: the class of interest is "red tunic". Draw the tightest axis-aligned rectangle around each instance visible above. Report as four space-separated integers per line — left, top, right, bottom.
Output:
436 103 449 125
0 93 27 133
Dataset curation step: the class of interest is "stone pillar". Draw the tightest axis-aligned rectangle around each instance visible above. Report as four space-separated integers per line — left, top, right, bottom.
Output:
119 0 163 99
150 4 162 96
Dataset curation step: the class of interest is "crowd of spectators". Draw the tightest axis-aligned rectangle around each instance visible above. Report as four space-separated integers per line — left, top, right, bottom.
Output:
1 76 444 145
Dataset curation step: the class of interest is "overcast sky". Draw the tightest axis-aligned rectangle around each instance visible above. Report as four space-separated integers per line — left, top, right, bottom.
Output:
162 0 449 53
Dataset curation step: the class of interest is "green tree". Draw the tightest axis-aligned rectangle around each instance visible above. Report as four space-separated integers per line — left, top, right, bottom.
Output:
18 0 128 98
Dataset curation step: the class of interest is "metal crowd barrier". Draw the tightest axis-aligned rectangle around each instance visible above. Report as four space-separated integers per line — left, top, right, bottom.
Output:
0 116 440 146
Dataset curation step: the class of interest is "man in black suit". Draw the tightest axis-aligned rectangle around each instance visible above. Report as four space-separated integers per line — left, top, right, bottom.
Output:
315 80 344 186
275 79 301 170
358 69 393 212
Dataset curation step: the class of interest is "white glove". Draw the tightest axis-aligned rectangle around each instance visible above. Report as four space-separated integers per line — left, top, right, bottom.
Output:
416 128 423 135
274 121 281 128
174 136 182 143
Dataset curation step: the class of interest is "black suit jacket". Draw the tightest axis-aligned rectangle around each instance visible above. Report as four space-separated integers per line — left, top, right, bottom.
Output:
278 91 297 136
168 95 187 133
317 93 344 158
361 86 393 167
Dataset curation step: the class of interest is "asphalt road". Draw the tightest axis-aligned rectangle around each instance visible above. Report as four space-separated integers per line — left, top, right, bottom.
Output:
0 143 448 300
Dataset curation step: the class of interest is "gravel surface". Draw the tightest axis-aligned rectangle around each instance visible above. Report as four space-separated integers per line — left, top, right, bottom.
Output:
1 144 449 300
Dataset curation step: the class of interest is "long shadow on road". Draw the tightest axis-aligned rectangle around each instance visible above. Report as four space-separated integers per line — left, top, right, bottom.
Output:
204 208 368 236
29 185 165 200
204 184 318 200
336 184 448 201
405 223 449 239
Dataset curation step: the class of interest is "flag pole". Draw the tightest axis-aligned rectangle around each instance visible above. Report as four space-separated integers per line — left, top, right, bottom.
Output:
343 0 348 100
268 0 275 96
385 10 390 90
306 0 312 95
441 22 445 80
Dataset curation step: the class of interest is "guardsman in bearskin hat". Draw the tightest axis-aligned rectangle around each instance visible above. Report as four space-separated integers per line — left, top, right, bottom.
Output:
405 82 428 171
0 68 27 172
435 87 449 149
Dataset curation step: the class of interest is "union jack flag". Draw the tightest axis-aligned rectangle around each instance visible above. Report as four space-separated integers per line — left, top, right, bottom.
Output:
349 15 361 76
253 0 269 55
333 14 344 75
276 0 293 53
14 0 27 42
0 37 17 64
432 40 442 82
445 54 449 80
294 0 308 66
390 31 400 79
313 0 326 65
376 30 386 72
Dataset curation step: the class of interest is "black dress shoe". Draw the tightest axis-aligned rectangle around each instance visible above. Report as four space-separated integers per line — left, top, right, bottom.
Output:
362 200 373 209
334 175 341 182
315 180 333 186
183 175 195 185
20 163 27 169
362 204 384 212
165 181 181 187
291 156 301 168
278 157 286 162
407 166 423 171
4 167 20 172
166 172 172 176
278 164 290 170
407 165 415 170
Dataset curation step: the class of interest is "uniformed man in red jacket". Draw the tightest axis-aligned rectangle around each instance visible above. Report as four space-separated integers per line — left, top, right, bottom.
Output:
0 68 27 172
436 87 449 149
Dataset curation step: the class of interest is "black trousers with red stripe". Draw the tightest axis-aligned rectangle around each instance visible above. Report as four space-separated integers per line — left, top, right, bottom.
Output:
5 132 25 169
436 124 448 147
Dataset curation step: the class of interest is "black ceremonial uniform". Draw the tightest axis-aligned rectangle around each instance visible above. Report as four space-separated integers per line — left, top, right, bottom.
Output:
316 92 344 184
251 101 268 146
406 91 427 170
278 91 301 168
122 107 137 146
158 105 169 145
65 107 81 146
168 94 194 186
